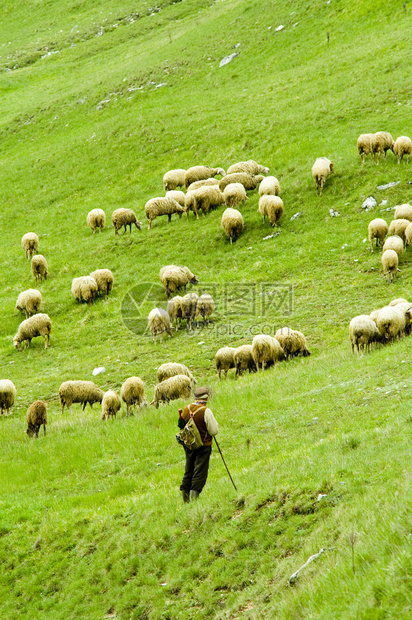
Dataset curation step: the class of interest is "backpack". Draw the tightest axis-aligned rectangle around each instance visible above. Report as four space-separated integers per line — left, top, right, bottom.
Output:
176 405 204 450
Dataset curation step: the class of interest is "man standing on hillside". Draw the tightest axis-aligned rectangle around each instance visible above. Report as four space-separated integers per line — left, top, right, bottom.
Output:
178 387 219 503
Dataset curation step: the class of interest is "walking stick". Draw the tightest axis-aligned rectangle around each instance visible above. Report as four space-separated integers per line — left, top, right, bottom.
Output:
214 437 237 491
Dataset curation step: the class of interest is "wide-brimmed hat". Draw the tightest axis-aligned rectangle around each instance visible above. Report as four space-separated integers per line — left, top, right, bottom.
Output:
194 387 209 399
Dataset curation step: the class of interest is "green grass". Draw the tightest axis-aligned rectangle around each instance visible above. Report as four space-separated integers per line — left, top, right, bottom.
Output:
2 0 412 617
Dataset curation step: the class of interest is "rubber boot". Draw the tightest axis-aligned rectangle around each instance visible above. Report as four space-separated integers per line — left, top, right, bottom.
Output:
182 490 190 503
189 490 199 501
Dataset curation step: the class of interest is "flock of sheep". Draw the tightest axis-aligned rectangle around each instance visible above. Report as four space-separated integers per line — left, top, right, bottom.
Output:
368 203 412 283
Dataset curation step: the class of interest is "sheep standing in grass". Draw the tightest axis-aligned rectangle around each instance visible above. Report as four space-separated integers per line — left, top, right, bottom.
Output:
223 183 248 208
221 208 244 243
374 305 407 341
71 276 99 305
121 377 146 415
184 166 226 189
181 292 198 330
195 293 215 326
163 169 186 191
215 347 236 379
382 236 403 257
219 173 264 192
251 335 284 371
388 219 410 242
192 186 225 215
227 160 269 175
159 265 199 298
26 401 47 437
258 176 280 196
368 218 388 251
394 204 412 222
112 208 142 235
157 363 196 386
372 132 395 164
349 315 380 354
382 249 399 283
150 375 192 408
90 269 114 299
274 327 311 359
0 380 16 415
59 380 104 413
393 136 412 164
258 196 284 227
101 390 121 420
311 158 334 194
187 178 220 192
234 345 256 376
31 255 48 284
13 314 52 350
167 296 183 330
21 233 39 259
87 209 106 234
145 197 185 229
148 308 173 343
357 133 375 164
15 289 42 318
165 190 186 207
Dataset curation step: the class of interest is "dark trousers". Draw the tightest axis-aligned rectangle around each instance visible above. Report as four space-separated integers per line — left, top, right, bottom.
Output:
180 444 212 494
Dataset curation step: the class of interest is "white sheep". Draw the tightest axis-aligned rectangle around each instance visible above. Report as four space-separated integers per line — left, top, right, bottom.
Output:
145 197 184 229
159 265 198 298
120 377 146 415
163 168 186 191
59 380 104 413
150 374 192 408
227 160 270 175
388 218 410 242
167 295 184 330
181 292 199 330
31 255 48 284
13 313 52 350
382 235 404 257
219 173 264 192
251 335 284 371
233 345 256 376
111 208 142 235
191 186 225 215
372 131 394 164
258 176 280 196
101 390 122 420
148 308 173 343
90 269 114 299
15 289 42 318
357 133 375 164
405 223 412 247
157 363 196 386
258 195 284 227
184 165 226 188
21 232 39 260
26 401 47 437
195 293 215 325
382 249 399 283
0 380 16 415
87 209 106 234
373 305 407 342
393 136 412 164
215 346 236 379
349 315 380 354
187 178 220 192
71 276 99 305
223 183 248 208
221 208 244 243
394 204 412 222
368 218 388 251
311 157 334 194
165 190 186 207
274 327 311 359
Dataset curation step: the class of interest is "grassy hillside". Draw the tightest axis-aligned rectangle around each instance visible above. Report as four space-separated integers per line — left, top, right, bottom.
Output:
1 0 412 617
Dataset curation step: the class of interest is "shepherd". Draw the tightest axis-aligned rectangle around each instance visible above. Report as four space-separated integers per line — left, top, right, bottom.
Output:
178 386 219 503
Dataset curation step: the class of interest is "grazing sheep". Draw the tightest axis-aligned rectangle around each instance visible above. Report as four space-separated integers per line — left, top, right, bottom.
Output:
21 232 39 260
311 157 334 194
382 249 399 283
388 218 410 242
31 255 48 284
159 265 199 298
219 173 264 192
227 160 270 175
150 374 192 408
181 292 198 330
112 208 142 235
251 335 284 371
195 293 215 325
148 308 173 343
192 186 225 215
101 390 121 420
0 380 16 415
372 132 395 164
349 315 380 354
221 208 244 243
163 168 186 191
157 363 196 386
120 377 146 415
165 190 186 207
184 165 226 189
145 196 184 229
393 136 412 164
357 133 376 164
90 269 114 299
223 183 248 208
167 295 184 330
390 301 412 335
258 195 284 227
394 204 412 222
382 235 404 257
71 276 99 305
368 218 388 251
13 314 52 350
405 223 412 247
234 345 256 376
184 191 197 219
187 178 220 192
274 327 311 359
87 209 106 234
59 380 104 413
215 346 236 379
258 176 280 197
26 400 47 437
15 289 42 318
374 305 407 341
